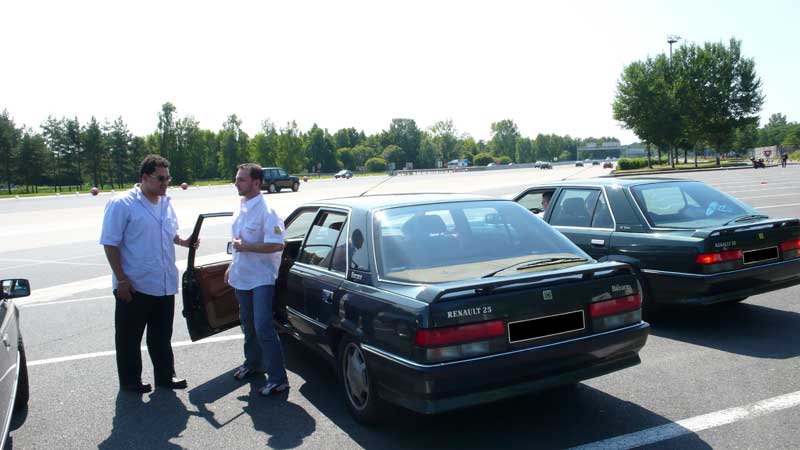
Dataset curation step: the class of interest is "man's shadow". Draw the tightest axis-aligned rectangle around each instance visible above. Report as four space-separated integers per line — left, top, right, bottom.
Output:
98 389 189 450
188 367 316 449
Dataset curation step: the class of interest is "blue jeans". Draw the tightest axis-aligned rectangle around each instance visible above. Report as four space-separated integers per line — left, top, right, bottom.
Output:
235 285 288 384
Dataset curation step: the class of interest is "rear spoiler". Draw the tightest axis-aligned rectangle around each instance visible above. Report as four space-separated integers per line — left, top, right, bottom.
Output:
692 217 799 238
415 261 633 303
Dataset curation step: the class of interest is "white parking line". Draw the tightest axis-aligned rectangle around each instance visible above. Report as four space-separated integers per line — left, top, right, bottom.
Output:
27 333 244 367
755 203 800 210
567 390 800 450
19 295 114 308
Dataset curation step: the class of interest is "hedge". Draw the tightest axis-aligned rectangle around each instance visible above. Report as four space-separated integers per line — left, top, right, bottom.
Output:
364 157 387 172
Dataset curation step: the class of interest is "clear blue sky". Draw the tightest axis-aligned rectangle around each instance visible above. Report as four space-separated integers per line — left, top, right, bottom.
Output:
0 0 796 144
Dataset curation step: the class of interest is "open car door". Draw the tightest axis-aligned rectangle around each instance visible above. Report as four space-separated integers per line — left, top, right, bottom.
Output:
182 212 238 341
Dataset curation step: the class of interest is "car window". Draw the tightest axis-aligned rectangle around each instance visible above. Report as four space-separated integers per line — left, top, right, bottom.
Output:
299 211 347 268
328 220 349 274
374 200 588 284
285 208 319 240
591 194 614 229
278 169 288 177
516 190 554 214
631 181 760 228
549 189 600 228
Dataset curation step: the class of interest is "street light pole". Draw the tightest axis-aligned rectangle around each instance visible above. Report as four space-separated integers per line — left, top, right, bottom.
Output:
666 35 681 168
667 35 681 61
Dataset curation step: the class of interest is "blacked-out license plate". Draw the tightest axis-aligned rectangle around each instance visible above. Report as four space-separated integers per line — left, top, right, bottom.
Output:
508 310 585 344
743 246 778 264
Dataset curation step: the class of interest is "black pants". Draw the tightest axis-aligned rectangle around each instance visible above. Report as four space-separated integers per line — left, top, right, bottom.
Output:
114 291 176 386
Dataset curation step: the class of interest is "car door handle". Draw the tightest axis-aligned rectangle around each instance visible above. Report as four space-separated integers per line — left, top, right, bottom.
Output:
321 289 334 304
590 239 606 247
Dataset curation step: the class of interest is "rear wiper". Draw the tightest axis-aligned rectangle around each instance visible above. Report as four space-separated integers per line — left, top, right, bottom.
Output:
723 214 769 226
482 257 587 278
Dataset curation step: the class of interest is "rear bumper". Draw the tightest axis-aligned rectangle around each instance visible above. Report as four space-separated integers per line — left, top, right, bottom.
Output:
362 322 649 415
643 258 800 305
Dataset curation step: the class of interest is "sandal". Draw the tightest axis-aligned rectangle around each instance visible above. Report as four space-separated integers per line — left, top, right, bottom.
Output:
233 366 254 381
259 381 290 396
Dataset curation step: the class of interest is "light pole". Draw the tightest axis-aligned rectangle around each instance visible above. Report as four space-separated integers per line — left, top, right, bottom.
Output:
667 35 681 61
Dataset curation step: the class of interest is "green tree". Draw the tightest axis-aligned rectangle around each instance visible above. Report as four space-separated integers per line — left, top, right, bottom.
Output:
473 152 494 166
382 119 421 168
157 102 178 161
515 137 535 163
364 157 387 172
0 110 20 194
336 147 355 170
306 124 337 172
333 127 362 149
382 144 406 168
417 134 441 169
218 114 248 179
107 117 131 188
489 120 520 160
83 116 105 187
430 119 459 163
63 117 83 186
15 128 48 192
351 144 377 169
277 121 305 172
251 120 278 168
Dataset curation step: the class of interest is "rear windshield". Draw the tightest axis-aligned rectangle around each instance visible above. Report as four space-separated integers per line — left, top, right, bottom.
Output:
373 200 588 284
630 181 761 228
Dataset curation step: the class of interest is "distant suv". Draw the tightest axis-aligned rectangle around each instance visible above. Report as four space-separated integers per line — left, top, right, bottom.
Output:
262 167 300 193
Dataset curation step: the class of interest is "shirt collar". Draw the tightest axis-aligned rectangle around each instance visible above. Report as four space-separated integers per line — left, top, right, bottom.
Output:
134 184 171 204
241 194 263 212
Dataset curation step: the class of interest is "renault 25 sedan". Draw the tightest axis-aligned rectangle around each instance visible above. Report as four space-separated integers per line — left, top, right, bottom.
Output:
514 179 800 314
180 194 649 423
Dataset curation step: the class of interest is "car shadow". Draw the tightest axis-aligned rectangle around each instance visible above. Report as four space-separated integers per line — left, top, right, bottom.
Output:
650 302 800 359
98 389 189 450
281 339 712 450
187 367 316 449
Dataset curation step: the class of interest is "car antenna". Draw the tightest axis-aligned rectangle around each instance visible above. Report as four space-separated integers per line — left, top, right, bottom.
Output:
359 172 395 197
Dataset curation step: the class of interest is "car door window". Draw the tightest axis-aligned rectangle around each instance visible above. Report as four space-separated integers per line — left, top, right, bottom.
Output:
516 190 555 215
328 220 349 274
299 211 347 268
285 209 319 240
549 189 600 228
591 194 614 229
278 169 288 177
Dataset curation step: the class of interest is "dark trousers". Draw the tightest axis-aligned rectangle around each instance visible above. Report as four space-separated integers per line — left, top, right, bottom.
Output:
114 291 176 386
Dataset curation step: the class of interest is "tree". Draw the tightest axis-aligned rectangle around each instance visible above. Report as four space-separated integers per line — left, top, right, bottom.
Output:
382 119 421 168
63 117 83 186
83 117 105 187
15 128 48 192
251 120 278 168
305 124 337 172
336 147 355 170
277 121 304 172
417 134 440 169
489 120 520 160
157 102 177 161
430 119 459 163
218 114 247 179
107 117 131 188
381 144 406 168
364 157 387 172
515 137 535 163
0 110 20 194
473 152 494 166
41 116 65 190
333 127 362 149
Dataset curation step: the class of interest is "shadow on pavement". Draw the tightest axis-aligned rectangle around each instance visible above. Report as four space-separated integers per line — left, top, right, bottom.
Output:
98 389 189 450
188 366 316 449
651 302 800 359
280 339 713 450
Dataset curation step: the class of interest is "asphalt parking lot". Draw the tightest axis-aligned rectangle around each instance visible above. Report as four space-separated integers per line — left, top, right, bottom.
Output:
3 164 800 449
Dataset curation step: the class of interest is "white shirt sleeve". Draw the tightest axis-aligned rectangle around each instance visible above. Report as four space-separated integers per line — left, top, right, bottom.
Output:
100 198 129 246
263 213 286 244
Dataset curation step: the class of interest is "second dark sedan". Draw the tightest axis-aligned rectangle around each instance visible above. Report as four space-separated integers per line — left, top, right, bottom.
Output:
514 179 800 313
181 194 649 423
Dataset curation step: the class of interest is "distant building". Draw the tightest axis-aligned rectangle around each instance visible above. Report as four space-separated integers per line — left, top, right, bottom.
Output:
577 141 646 159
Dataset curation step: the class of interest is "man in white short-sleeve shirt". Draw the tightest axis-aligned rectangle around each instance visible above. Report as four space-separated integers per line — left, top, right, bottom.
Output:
100 155 195 393
224 163 289 396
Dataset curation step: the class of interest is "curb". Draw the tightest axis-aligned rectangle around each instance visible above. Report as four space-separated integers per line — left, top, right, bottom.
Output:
606 164 775 177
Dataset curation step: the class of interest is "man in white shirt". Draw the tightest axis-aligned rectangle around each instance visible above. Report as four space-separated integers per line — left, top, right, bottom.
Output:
224 163 289 396
100 155 195 393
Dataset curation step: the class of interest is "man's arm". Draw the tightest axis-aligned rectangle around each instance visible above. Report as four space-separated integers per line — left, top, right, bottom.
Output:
174 235 200 249
103 245 135 301
232 241 284 254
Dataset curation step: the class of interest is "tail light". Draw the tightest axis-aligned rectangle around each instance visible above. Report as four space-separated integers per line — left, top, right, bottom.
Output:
589 294 641 318
780 239 800 259
415 320 504 346
695 249 743 265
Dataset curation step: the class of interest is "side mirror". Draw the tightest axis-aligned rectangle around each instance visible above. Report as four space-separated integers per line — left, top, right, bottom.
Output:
1 279 31 300
226 241 233 255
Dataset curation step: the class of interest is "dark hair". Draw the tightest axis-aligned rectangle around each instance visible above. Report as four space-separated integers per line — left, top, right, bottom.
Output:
237 163 264 185
139 154 170 178
542 191 553 201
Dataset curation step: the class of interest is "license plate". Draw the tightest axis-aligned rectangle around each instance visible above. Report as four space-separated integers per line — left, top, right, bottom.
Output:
508 310 585 344
743 246 778 264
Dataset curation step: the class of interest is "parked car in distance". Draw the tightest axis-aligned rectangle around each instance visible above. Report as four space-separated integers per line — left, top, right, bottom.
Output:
335 170 353 179
514 178 800 315
592 160 600 165
0 278 30 448
603 161 614 169
539 162 553 169
262 167 300 193
575 162 584 167
181 194 649 423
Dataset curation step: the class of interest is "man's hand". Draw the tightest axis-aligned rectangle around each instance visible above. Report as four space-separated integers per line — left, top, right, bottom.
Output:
174 235 200 249
224 267 230 285
117 279 135 302
232 237 247 252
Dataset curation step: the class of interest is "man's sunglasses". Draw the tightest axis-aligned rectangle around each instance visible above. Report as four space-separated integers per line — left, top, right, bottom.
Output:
149 174 172 183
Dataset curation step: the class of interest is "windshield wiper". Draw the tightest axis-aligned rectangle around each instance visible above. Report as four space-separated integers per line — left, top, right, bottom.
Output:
723 214 769 226
482 257 587 278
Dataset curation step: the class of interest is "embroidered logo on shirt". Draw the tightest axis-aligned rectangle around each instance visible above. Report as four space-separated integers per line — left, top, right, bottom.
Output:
274 226 282 235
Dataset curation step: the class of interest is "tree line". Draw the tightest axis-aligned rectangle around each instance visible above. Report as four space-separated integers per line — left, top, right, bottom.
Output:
0 103 621 194
612 37 800 166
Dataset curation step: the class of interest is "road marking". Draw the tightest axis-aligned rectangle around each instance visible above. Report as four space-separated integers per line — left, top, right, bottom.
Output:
567 390 800 450
16 252 229 306
19 295 114 308
755 203 800 210
27 333 244 367
737 193 798 200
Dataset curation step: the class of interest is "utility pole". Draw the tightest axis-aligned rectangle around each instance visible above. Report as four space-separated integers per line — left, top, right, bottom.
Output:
667 35 681 61
667 35 681 168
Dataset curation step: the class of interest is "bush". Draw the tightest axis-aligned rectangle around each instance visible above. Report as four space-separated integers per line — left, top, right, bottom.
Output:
617 158 649 170
497 156 512 165
474 152 494 166
364 157 388 172
790 151 800 161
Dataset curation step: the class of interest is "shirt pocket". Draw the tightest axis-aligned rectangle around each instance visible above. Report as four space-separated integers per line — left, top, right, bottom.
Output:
242 219 263 242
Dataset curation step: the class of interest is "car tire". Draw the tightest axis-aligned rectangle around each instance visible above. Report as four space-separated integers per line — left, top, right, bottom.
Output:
292 181 299 192
338 335 386 425
268 183 277 193
13 339 28 413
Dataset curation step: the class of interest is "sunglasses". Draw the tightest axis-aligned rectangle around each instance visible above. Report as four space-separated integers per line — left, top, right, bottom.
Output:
149 174 172 183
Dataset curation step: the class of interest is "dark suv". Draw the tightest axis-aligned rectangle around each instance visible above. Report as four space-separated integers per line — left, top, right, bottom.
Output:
262 167 300 193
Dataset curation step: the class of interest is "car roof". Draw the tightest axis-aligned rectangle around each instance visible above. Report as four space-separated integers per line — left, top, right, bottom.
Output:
307 193 501 210
527 177 693 188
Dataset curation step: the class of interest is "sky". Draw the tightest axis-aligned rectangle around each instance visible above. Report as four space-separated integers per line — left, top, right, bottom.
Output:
1 0 797 145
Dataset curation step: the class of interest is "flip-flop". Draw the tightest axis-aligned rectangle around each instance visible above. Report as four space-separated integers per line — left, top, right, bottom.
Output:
233 366 254 381
259 382 290 396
